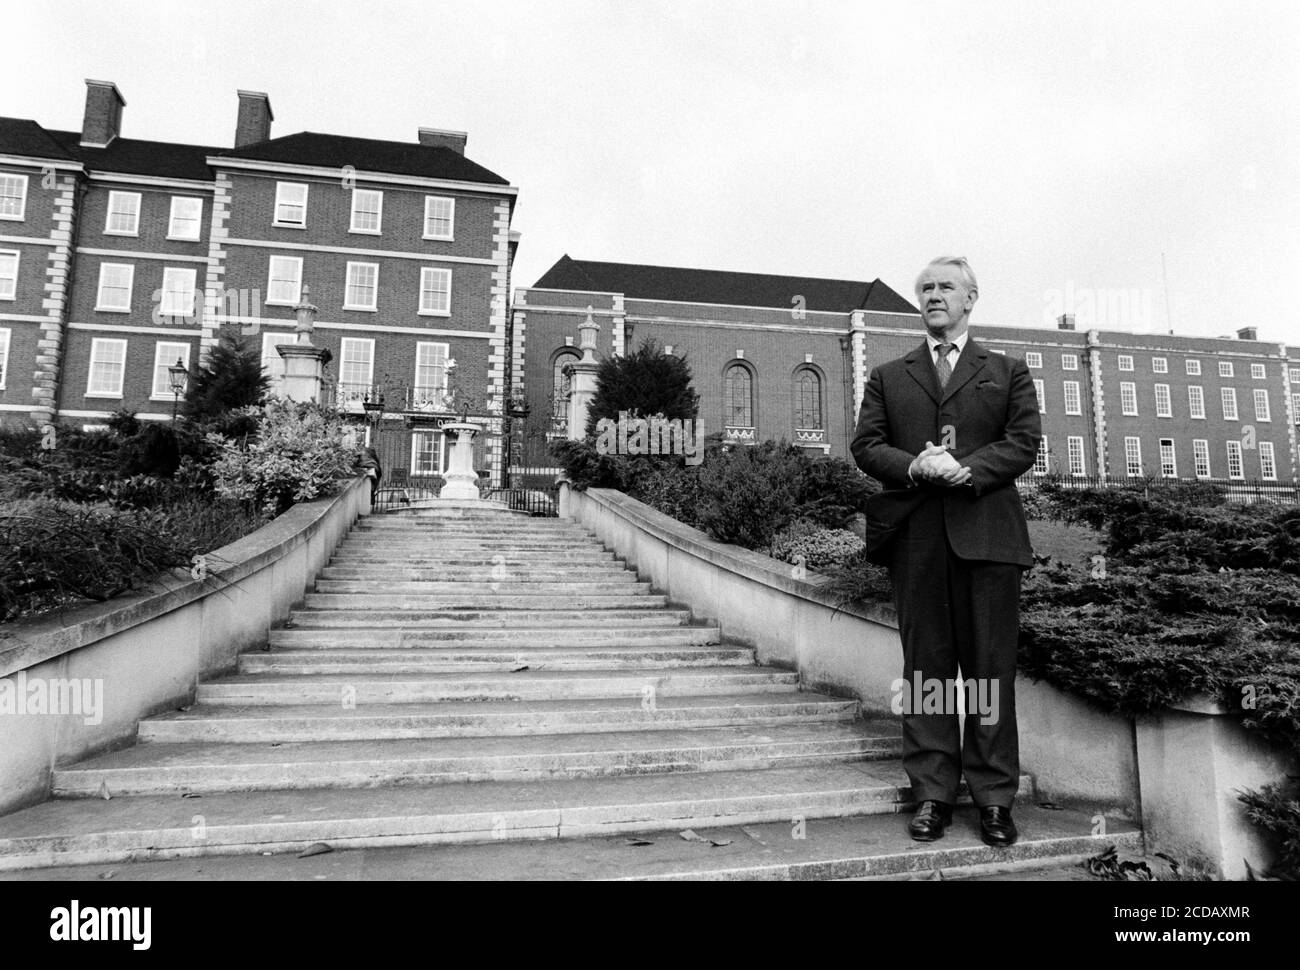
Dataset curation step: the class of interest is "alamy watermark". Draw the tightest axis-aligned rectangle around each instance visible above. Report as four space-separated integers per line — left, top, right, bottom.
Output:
594 411 704 466
0 672 104 726
890 672 1000 726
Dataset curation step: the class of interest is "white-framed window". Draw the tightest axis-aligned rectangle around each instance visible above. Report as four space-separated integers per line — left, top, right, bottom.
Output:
1251 363 1266 380
1192 439 1211 479
1154 383 1172 418
266 255 303 305
1289 367 1300 384
1067 435 1086 476
419 267 452 316
1221 387 1238 421
273 182 308 227
86 337 127 397
344 262 379 310
1033 434 1050 475
0 173 28 221
1061 353 1078 371
1188 385 1205 419
104 190 141 235
1219 361 1234 378
1033 378 1045 413
0 328 9 388
1254 389 1271 422
261 331 294 391
1158 438 1177 478
0 249 17 300
150 341 191 399
338 337 375 402
167 196 204 240
95 262 134 312
1117 355 1133 371
1063 380 1081 415
1120 381 1137 415
1024 351 1042 369
160 267 197 317
1293 392 1300 419
350 189 383 234
1259 441 1277 481
1124 436 1143 477
1152 356 1167 373
414 341 449 405
1226 440 1244 480
411 430 449 476
423 196 455 240
1186 359 1201 376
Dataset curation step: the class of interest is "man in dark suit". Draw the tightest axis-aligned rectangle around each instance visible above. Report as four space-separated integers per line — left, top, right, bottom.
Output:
850 257 1041 847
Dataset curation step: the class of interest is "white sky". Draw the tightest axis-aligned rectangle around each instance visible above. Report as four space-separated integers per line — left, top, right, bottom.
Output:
7 0 1298 342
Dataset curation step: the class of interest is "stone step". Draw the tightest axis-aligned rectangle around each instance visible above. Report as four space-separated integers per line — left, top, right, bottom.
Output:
197 667 801 705
0 806 1139 881
340 536 599 547
0 763 1033 870
351 523 590 535
302 593 669 610
330 551 618 564
135 693 861 743
239 645 758 674
286 608 693 628
53 722 896 795
313 581 657 595
317 565 634 582
266 626 721 649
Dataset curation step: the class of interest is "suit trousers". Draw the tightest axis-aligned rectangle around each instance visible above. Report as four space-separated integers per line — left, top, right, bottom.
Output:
888 497 1022 809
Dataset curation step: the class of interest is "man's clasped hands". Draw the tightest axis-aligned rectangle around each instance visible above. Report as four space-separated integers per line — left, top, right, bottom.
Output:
907 441 972 487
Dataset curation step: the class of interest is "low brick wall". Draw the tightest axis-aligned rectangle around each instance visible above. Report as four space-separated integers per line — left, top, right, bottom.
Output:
0 476 371 814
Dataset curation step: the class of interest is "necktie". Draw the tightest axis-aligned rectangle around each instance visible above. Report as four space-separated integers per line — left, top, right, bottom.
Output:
935 342 954 389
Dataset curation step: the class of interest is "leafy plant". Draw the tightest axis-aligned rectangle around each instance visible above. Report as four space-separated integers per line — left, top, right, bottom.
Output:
1238 781 1300 879
768 519 866 570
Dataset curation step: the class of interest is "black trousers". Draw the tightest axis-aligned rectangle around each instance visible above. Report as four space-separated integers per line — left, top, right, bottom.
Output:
888 499 1022 809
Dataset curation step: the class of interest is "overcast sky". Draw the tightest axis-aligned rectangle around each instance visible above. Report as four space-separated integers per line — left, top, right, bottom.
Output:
7 0 1298 342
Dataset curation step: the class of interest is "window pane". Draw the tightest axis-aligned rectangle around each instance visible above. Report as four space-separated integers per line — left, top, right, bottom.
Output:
106 192 139 233
795 370 821 428
0 175 27 218
0 251 17 299
89 340 126 395
152 342 190 397
169 197 203 239
724 365 752 427
420 268 451 314
425 196 454 237
346 264 378 308
275 183 307 224
351 190 382 232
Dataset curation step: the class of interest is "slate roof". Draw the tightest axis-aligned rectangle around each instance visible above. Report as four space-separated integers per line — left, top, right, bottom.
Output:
0 119 510 186
532 255 919 314
216 131 509 185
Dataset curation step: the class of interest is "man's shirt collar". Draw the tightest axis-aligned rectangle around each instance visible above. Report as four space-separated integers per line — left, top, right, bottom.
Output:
926 330 969 356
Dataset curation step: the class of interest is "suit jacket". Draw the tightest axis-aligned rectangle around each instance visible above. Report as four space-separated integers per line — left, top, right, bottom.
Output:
851 337 1041 567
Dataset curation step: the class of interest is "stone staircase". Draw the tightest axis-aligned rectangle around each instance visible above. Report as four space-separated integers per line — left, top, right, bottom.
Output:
0 507 1140 879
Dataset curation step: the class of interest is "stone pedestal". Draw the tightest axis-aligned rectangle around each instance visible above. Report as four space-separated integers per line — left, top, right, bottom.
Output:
440 422 483 500
276 343 328 403
566 306 601 441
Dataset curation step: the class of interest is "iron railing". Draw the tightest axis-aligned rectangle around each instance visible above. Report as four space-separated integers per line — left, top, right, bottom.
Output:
1016 473 1299 504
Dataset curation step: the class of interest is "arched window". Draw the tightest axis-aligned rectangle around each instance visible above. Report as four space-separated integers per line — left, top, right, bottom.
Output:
794 368 823 429
552 351 580 428
724 364 753 428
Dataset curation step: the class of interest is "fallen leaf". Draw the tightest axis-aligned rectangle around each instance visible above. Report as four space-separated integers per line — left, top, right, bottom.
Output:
298 842 333 858
181 792 202 799
512 665 530 672
678 829 707 843
624 838 654 846
1038 801 1063 811
98 870 116 880
708 838 733 847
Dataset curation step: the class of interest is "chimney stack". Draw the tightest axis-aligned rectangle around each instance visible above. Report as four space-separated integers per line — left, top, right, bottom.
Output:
1057 313 1076 331
235 91 274 147
81 79 125 147
418 127 467 154
1237 326 1258 341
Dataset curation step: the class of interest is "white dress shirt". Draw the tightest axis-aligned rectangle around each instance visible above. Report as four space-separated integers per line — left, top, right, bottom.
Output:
926 330 969 368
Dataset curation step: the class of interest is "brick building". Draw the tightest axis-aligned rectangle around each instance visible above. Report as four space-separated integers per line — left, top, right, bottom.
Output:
514 257 1300 486
1 80 518 482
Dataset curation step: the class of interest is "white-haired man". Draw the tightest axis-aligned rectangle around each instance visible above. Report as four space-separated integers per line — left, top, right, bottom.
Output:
851 257 1041 846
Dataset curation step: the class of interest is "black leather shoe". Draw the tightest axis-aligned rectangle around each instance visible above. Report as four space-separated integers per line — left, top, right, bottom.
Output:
908 800 953 842
979 806 1018 847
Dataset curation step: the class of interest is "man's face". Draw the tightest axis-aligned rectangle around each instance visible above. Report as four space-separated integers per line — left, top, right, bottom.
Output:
915 264 976 337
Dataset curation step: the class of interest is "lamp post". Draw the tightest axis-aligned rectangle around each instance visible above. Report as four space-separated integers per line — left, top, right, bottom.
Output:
167 358 188 423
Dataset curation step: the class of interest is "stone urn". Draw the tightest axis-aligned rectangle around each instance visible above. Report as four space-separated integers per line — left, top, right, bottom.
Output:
440 422 483 500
